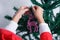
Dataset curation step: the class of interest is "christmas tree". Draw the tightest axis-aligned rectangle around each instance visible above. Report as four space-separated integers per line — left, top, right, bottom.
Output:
5 0 60 40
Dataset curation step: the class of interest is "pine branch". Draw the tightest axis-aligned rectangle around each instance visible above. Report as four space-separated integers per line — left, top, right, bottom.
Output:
31 0 43 7
48 0 60 10
5 15 12 20
13 7 18 11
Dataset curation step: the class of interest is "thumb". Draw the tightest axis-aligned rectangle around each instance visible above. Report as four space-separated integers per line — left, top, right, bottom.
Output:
32 6 36 12
24 9 29 12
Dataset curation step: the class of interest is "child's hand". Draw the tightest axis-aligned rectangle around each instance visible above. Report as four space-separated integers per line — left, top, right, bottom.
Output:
13 6 29 23
32 6 45 23
16 6 29 16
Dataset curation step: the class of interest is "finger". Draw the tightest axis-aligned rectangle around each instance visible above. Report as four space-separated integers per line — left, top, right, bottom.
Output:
24 9 29 12
35 5 39 8
34 6 37 10
32 6 36 11
35 6 44 11
21 6 29 9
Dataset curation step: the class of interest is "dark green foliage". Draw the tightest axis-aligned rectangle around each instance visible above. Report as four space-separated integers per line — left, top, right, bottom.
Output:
17 15 29 32
53 13 60 34
31 0 60 10
13 7 18 11
5 15 12 20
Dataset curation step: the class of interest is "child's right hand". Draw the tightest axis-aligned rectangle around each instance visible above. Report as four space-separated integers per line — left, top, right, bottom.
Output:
32 6 45 23
12 6 29 23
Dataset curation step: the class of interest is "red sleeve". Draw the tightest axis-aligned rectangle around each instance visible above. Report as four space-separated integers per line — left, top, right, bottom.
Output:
40 32 52 40
0 29 23 40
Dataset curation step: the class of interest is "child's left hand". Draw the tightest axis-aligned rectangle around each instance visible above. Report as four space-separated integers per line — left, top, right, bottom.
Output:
12 6 29 23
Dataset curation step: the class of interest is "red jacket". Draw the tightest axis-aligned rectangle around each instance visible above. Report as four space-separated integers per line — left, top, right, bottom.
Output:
0 29 23 40
0 29 52 40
